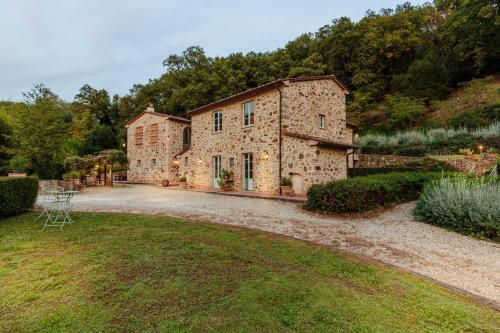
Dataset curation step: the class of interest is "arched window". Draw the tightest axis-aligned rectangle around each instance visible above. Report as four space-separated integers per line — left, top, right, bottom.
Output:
183 127 191 149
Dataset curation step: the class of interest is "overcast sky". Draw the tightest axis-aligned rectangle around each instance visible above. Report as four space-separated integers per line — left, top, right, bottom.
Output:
0 0 428 101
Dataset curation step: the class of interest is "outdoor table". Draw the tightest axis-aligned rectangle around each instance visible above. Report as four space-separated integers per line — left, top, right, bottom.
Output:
42 190 79 230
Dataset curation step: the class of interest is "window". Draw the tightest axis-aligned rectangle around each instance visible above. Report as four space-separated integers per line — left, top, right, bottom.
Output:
151 158 157 166
243 101 254 127
213 111 222 133
229 157 234 168
148 123 159 144
183 127 191 148
319 114 325 129
184 156 188 165
136 160 141 167
135 126 144 146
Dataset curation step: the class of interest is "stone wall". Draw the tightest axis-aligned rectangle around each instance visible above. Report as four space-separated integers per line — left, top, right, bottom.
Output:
442 154 497 176
127 112 189 184
356 154 420 168
178 90 281 193
178 77 350 194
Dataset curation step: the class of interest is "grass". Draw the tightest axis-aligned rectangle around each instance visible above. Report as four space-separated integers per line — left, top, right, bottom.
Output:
428 75 500 124
1 213 499 332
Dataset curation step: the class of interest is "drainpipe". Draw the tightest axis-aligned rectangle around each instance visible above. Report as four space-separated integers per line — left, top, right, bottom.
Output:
277 83 283 195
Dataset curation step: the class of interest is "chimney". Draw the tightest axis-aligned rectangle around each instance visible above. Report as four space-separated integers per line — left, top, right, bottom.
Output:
146 103 155 113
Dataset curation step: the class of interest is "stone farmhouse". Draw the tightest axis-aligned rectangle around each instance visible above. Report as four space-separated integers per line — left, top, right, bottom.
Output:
125 105 191 184
126 75 358 195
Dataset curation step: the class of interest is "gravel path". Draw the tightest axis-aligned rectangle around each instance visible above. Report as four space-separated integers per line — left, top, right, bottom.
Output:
67 184 500 306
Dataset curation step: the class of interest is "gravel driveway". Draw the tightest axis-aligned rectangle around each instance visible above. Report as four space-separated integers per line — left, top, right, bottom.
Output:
68 184 500 306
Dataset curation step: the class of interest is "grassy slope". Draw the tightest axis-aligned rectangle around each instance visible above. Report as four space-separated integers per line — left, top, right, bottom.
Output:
0 213 498 333
359 75 500 129
427 75 500 125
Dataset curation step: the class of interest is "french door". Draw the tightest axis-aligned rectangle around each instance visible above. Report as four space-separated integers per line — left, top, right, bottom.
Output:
213 156 222 189
242 153 253 191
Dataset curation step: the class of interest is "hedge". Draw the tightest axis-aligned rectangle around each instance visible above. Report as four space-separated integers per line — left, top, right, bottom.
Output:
306 172 444 213
0 176 39 218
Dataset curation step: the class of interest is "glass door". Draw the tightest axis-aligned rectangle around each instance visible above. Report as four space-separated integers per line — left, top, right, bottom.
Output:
242 153 253 191
213 156 222 189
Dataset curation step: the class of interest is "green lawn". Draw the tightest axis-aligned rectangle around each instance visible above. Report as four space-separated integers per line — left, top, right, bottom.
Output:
0 213 498 333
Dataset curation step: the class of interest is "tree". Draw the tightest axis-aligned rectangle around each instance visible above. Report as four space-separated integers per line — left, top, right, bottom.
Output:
13 84 69 178
84 124 118 154
74 84 113 125
0 116 12 175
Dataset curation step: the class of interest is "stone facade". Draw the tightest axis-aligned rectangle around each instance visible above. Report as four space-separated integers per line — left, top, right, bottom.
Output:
176 76 354 195
126 110 190 184
356 154 420 168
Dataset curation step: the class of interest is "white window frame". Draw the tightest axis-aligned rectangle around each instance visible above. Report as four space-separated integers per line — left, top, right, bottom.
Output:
243 101 254 128
319 114 325 129
213 111 223 133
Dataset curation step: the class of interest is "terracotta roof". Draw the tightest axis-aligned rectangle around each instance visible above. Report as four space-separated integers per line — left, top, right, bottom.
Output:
346 121 359 129
283 131 357 150
188 75 349 116
173 147 190 159
125 111 190 127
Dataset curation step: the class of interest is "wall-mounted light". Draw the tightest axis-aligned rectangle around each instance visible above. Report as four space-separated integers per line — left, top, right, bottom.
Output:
198 159 202 164
262 152 269 160
122 143 126 148
354 134 359 138
173 160 179 165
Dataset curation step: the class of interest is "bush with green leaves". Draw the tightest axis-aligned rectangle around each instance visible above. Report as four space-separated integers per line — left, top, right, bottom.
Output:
414 177 500 240
307 172 443 213
0 176 39 218
281 176 292 186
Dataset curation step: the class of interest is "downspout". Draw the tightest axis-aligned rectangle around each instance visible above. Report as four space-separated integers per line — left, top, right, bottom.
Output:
277 83 283 195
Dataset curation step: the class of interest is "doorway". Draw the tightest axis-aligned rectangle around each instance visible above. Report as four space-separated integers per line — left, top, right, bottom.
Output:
213 155 221 189
242 153 253 191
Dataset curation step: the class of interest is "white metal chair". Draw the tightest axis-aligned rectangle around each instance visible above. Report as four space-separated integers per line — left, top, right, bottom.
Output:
36 185 64 220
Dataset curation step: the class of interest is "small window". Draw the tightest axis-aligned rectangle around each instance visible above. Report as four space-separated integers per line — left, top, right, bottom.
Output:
319 114 325 129
151 158 157 166
243 101 254 127
183 127 191 147
229 157 234 168
135 127 144 146
184 156 188 165
136 160 141 167
213 111 223 133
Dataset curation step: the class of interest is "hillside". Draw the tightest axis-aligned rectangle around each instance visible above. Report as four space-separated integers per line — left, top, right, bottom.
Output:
355 74 500 133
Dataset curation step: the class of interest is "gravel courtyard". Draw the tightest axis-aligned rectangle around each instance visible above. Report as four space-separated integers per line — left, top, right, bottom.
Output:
68 184 500 306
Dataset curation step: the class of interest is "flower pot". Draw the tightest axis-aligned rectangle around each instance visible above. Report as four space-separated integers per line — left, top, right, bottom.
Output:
223 179 234 191
179 182 187 189
161 179 170 187
281 185 294 196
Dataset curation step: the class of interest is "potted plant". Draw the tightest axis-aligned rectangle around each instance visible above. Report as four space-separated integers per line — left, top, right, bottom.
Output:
161 179 170 187
179 176 187 189
280 176 293 196
220 169 234 191
8 155 29 177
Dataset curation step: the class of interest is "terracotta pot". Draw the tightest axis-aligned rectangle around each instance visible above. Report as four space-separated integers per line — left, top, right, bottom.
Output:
179 182 187 189
161 179 170 187
281 186 294 196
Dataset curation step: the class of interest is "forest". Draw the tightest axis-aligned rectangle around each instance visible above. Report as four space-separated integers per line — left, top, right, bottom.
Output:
0 0 498 178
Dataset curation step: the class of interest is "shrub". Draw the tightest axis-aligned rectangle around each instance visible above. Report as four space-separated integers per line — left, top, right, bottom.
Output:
0 176 39 218
179 176 187 182
348 167 416 177
281 176 292 186
307 172 443 213
413 177 500 240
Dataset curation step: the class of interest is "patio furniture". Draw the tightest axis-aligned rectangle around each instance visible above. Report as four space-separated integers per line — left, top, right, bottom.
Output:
42 190 78 230
37 184 64 220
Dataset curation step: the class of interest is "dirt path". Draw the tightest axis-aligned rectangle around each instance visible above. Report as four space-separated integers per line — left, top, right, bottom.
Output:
67 184 500 306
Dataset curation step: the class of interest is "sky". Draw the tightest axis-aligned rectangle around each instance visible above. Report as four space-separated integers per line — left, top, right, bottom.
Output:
0 0 428 101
